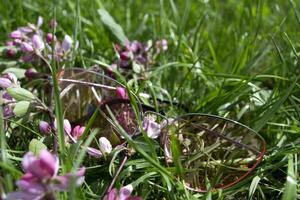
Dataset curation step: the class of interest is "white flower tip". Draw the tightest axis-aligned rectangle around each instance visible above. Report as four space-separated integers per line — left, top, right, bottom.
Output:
99 137 112 154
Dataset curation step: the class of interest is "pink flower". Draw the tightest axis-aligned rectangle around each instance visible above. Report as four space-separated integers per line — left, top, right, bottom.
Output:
72 125 85 140
115 87 127 99
106 185 142 200
6 150 85 200
142 116 161 139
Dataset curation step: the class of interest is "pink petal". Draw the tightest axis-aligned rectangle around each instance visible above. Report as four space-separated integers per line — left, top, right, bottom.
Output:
9 30 22 39
22 152 37 172
0 78 12 88
62 35 73 52
39 150 59 176
87 147 103 158
72 125 85 140
119 184 133 200
107 188 118 200
32 34 45 51
142 117 161 139
21 42 34 52
63 119 72 135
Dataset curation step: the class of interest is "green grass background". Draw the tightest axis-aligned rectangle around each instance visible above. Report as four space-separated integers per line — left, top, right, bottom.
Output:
0 0 299 199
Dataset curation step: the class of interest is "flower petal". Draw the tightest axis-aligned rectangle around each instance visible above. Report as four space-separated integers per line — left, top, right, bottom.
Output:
62 35 73 52
6 191 43 200
22 152 37 172
107 188 118 200
99 137 112 154
119 184 133 200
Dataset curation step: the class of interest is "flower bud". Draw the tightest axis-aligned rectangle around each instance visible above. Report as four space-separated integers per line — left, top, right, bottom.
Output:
25 68 37 78
39 121 51 135
99 137 112 154
32 34 45 51
20 42 34 52
6 49 16 58
0 78 12 89
115 87 127 99
9 30 22 39
72 125 85 140
62 35 73 52
120 51 131 60
46 33 55 43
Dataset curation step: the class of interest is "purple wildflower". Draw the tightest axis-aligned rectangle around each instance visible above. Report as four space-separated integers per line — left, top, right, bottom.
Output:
106 185 142 200
6 150 85 200
142 116 161 139
72 125 85 141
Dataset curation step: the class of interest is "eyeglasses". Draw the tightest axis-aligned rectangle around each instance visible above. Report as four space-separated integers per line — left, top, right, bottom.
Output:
57 68 266 192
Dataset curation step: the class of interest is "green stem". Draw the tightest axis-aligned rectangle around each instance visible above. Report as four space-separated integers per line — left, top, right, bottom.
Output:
50 5 67 173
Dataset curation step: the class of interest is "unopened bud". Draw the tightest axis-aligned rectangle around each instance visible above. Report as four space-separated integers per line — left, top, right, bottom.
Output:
39 121 51 135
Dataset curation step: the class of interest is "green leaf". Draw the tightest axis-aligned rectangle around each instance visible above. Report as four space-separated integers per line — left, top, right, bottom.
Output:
98 8 127 44
281 154 297 200
13 101 30 117
248 176 261 199
29 139 47 155
7 87 35 101
3 68 26 79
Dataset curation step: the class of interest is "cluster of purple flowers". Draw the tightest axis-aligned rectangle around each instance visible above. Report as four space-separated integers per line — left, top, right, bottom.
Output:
0 15 172 200
108 39 167 75
5 17 73 64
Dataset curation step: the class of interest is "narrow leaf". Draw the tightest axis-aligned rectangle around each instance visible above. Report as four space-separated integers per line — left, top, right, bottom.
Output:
98 8 127 44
